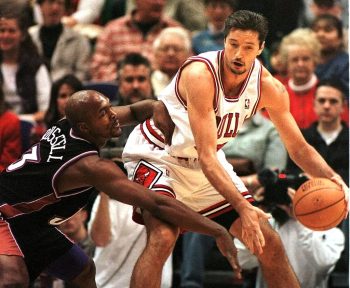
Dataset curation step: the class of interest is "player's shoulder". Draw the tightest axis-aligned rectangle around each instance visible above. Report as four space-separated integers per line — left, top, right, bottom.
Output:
181 60 213 80
260 67 287 95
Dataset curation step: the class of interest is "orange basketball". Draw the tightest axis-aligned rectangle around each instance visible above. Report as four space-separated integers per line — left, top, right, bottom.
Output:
293 178 346 231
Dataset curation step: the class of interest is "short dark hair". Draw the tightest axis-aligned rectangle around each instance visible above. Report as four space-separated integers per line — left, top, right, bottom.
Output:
116 53 152 76
313 0 339 8
224 10 269 46
311 14 343 39
204 0 238 10
316 78 346 100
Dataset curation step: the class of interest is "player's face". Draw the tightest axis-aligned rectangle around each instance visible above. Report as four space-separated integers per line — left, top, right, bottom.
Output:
86 95 122 143
118 64 153 104
224 29 264 75
0 18 22 53
286 45 316 85
314 86 344 124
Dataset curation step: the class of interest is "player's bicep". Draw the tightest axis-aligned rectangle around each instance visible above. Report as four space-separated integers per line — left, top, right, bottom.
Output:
181 65 218 155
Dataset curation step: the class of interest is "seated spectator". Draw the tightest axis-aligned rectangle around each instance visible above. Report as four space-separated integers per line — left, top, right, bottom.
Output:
278 28 321 129
29 0 91 82
152 27 192 97
286 79 349 276
90 0 181 81
126 0 207 32
0 86 21 171
268 42 288 85
235 188 345 288
192 0 236 55
311 14 349 98
61 0 105 27
44 74 83 128
88 193 172 288
0 3 51 124
101 53 155 157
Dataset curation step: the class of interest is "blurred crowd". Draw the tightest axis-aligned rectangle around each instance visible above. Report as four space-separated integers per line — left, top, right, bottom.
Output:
0 0 348 287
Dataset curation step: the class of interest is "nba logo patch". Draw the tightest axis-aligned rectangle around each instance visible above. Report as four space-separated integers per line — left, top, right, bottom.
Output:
245 99 250 109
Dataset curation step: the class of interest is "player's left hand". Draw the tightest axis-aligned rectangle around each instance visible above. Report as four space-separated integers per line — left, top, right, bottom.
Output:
331 174 349 218
215 232 242 280
153 101 175 145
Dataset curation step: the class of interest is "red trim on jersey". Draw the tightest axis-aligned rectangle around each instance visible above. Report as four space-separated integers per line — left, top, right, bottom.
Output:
250 62 262 117
145 119 165 143
175 53 220 113
0 194 59 218
140 122 164 149
0 219 23 256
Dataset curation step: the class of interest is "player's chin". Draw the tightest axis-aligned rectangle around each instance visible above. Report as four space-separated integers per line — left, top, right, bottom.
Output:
111 127 122 137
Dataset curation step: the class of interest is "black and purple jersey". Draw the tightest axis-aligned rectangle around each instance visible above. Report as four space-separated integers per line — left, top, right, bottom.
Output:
0 118 99 225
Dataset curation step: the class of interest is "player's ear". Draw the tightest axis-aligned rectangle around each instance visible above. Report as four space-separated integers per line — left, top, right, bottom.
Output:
77 122 89 133
257 41 265 56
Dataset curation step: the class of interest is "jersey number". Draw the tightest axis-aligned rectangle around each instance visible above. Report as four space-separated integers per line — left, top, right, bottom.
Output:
7 144 40 172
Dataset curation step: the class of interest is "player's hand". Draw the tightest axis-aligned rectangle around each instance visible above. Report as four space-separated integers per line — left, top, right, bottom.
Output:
215 230 242 280
152 101 175 145
236 204 270 255
331 174 349 218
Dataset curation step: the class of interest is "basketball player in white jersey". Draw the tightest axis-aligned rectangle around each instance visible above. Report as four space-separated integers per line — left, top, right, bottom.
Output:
123 10 349 288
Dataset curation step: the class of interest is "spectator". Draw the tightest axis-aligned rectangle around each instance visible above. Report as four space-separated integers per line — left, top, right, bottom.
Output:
192 0 236 55
88 193 172 288
0 86 21 172
311 14 349 98
279 28 321 129
44 74 83 128
29 0 91 82
90 0 181 81
268 42 288 85
235 188 345 288
0 3 51 124
101 53 155 159
287 79 349 184
152 27 192 97
61 0 105 27
126 0 207 32
179 111 287 287
304 0 348 27
286 79 349 278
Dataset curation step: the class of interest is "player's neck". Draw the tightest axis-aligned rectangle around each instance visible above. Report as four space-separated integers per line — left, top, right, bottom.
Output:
221 63 247 96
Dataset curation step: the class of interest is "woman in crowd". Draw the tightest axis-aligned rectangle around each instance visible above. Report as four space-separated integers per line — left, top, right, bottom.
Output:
44 74 83 128
0 4 51 124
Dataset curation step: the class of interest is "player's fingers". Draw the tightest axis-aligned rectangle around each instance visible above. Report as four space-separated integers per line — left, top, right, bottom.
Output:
226 251 242 279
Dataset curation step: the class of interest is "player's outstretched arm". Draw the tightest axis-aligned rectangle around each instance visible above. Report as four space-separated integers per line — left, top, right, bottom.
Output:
261 73 349 208
59 155 241 278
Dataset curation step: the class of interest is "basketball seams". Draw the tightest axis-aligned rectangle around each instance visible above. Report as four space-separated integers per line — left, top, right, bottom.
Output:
293 186 343 210
294 197 345 216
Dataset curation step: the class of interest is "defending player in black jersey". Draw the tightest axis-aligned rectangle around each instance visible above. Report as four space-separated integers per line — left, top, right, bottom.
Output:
0 90 240 288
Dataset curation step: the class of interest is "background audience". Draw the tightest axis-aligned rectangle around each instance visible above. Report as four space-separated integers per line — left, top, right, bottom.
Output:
29 0 91 82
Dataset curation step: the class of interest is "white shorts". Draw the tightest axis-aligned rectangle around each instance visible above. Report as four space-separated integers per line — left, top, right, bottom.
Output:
123 120 254 224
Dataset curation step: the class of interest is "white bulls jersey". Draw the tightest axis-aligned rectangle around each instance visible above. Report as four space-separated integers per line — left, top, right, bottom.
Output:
159 50 262 158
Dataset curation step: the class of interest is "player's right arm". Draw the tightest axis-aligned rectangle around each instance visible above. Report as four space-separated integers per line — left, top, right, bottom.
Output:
178 62 269 254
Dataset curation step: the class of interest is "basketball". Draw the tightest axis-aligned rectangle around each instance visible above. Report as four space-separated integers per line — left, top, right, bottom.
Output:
293 178 346 231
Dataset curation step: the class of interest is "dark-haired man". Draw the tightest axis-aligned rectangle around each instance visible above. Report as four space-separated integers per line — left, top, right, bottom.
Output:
122 10 348 287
